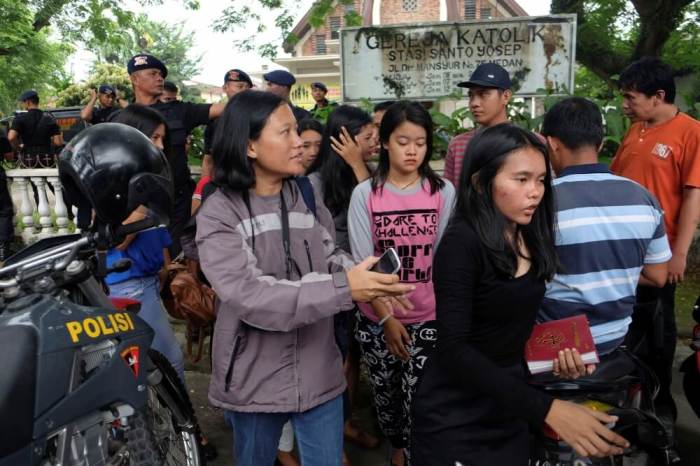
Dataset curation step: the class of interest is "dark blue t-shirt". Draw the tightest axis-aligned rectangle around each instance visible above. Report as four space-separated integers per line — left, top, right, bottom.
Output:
106 227 172 285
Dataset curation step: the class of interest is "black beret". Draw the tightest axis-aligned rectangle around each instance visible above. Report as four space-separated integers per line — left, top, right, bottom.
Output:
224 69 253 87
18 90 38 101
127 54 168 78
263 70 296 87
98 84 115 95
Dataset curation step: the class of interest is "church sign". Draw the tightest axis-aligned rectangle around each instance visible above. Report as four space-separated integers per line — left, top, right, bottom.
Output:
340 15 576 101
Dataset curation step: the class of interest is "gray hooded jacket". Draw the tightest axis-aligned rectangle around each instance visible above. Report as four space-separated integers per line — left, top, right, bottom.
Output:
196 180 356 413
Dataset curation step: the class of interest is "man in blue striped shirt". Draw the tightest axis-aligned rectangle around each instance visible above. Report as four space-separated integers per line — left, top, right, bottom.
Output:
539 97 672 357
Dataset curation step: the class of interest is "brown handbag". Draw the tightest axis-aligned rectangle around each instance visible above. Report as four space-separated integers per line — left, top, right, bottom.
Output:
161 258 216 363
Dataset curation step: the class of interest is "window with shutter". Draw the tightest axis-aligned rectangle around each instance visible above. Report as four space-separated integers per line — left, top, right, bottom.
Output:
464 0 476 19
330 16 341 40
315 34 327 54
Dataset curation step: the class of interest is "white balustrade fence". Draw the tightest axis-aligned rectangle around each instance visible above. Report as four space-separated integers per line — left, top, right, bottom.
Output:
7 169 72 244
6 167 203 244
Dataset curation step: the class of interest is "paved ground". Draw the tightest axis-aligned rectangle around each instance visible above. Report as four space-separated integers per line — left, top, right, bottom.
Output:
176 320 700 465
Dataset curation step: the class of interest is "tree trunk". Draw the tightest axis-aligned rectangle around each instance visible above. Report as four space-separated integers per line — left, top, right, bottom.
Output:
552 0 694 82
32 0 72 32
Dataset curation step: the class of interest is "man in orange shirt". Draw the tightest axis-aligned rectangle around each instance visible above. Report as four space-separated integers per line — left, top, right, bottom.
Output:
611 58 700 444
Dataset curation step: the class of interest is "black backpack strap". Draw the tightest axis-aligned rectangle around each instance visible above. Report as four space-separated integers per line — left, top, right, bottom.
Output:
295 176 317 218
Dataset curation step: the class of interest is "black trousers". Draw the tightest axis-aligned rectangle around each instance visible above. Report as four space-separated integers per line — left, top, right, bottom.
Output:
626 284 677 419
167 181 195 258
0 170 14 242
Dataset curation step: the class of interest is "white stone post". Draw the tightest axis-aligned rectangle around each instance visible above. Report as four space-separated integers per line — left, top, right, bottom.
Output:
31 176 52 238
13 177 36 243
48 176 69 234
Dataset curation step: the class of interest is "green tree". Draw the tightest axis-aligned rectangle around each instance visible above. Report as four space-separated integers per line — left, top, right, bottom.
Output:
0 1 72 114
551 0 699 83
92 14 201 87
213 0 362 59
0 0 198 113
54 63 133 107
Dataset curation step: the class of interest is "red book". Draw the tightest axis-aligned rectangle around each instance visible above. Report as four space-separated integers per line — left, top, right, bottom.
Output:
525 315 599 374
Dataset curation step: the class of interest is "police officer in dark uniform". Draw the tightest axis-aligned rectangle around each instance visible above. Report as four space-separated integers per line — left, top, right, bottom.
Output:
8 91 86 228
8 90 64 159
201 68 253 177
161 81 180 103
310 82 337 112
0 128 15 260
80 85 123 124
263 70 311 122
127 53 225 256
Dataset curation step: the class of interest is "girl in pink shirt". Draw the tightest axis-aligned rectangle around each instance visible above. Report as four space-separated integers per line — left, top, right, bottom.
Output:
348 101 454 465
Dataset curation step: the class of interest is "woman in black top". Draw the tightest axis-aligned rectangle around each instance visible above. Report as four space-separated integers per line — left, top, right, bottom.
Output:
410 124 629 465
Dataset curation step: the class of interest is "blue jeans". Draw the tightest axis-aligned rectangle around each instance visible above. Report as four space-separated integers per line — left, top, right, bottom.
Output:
109 276 185 381
225 395 343 466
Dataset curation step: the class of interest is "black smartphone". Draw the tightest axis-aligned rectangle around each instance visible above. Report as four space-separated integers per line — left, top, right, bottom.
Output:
370 247 401 274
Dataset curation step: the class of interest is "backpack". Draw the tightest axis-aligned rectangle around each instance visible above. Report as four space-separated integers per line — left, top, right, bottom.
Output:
294 176 317 218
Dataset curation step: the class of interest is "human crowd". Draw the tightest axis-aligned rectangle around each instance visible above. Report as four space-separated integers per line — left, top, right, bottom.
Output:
2 53 699 466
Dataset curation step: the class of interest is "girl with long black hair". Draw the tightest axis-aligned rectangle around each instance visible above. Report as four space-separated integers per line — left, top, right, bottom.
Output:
410 123 629 465
348 101 455 466
307 104 376 252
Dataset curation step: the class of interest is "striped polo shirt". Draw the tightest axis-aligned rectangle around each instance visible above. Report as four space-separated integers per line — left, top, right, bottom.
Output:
538 164 672 354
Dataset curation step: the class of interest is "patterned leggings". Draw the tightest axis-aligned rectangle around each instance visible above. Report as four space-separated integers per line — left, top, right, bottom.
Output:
355 312 437 449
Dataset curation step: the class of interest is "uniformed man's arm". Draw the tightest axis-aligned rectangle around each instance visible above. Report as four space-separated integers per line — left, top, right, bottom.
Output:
80 89 98 122
48 118 63 147
208 102 225 119
7 129 19 150
52 133 64 147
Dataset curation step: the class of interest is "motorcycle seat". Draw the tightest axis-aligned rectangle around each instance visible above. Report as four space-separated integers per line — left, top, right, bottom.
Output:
583 349 638 383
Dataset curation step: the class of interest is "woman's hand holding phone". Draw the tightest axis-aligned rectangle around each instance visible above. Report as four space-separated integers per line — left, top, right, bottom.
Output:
347 256 414 303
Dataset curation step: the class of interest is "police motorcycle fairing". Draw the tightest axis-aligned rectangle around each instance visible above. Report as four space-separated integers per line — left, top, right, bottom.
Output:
0 292 153 465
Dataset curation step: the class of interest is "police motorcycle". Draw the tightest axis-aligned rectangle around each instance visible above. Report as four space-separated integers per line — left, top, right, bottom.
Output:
0 124 202 466
680 295 700 420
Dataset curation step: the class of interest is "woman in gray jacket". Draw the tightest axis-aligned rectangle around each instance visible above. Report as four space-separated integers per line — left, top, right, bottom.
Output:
196 90 414 466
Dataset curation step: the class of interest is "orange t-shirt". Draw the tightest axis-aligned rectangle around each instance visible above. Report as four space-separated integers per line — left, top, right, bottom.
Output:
610 112 700 245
